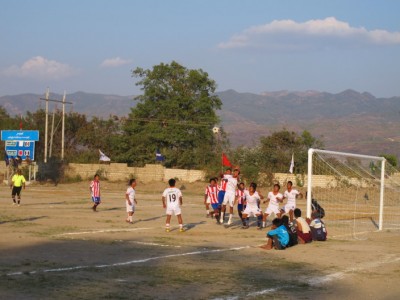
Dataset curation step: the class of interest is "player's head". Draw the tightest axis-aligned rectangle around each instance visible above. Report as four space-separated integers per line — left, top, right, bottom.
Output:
225 168 232 175
281 215 289 225
238 182 245 190
17 169 22 174
287 181 293 189
294 208 302 218
311 211 319 220
94 174 99 180
210 178 217 186
129 178 136 187
233 168 240 178
272 218 282 227
273 183 280 192
249 182 257 192
168 178 176 187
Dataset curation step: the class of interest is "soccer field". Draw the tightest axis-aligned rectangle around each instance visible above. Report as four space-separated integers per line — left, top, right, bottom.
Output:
1 181 399 299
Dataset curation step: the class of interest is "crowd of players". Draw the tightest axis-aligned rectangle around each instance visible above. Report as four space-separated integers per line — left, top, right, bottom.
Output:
88 167 327 250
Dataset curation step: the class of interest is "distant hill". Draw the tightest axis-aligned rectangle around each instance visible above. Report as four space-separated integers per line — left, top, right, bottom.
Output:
1 89 400 158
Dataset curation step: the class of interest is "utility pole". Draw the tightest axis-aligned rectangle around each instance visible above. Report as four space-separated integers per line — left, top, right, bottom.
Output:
40 91 72 162
61 91 66 160
44 88 49 163
49 106 56 157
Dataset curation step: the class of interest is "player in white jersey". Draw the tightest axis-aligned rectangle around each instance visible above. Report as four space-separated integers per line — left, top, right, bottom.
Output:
125 178 137 224
281 181 303 221
262 183 283 227
241 183 264 229
162 178 185 232
220 169 240 225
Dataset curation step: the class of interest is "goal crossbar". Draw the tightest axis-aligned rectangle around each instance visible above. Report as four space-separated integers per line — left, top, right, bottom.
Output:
307 148 386 231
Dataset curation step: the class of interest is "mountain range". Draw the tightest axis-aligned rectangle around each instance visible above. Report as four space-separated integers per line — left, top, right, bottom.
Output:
1 89 400 158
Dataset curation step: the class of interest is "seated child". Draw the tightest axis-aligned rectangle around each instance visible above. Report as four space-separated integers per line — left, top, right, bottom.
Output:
281 215 298 247
310 212 327 241
293 208 312 243
261 218 289 250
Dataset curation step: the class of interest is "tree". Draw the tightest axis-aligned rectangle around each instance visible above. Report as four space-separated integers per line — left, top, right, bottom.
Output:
121 61 223 168
380 153 398 168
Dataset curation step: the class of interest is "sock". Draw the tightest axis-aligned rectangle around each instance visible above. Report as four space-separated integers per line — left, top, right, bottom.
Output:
166 223 170 228
257 215 262 227
179 224 183 229
129 216 133 222
206 210 210 215
220 212 224 222
262 221 266 227
228 214 233 222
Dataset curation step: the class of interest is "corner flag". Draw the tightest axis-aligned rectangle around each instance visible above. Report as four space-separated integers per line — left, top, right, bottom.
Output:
222 153 232 167
99 149 111 162
289 153 294 174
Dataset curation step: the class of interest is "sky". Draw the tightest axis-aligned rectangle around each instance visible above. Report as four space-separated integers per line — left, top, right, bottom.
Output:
1 0 400 97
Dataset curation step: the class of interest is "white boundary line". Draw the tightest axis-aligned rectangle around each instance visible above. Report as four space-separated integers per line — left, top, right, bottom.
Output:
54 227 154 236
6 246 249 276
213 254 400 300
130 241 182 248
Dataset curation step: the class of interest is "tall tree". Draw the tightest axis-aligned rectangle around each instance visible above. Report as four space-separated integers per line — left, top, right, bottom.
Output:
121 61 223 168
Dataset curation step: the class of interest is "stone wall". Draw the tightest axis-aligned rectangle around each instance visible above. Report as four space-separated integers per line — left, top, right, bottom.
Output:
65 163 205 183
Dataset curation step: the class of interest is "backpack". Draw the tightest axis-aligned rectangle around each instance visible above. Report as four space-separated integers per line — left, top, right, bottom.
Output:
310 219 327 241
311 199 325 219
285 222 298 247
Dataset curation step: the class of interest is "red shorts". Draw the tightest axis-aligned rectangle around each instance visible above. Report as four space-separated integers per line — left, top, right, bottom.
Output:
298 231 312 243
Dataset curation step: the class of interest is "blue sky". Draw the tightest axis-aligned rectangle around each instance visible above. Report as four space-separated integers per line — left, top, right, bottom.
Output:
1 0 400 97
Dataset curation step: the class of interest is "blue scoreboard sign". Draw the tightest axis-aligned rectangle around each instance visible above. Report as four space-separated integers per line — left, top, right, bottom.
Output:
1 130 39 161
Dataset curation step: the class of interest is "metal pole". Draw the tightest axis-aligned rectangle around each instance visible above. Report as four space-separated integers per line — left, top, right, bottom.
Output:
49 107 56 157
306 148 314 219
44 88 49 163
61 91 66 160
378 159 386 231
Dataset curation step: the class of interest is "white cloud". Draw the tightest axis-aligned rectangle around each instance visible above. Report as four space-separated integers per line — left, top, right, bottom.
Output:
2 56 77 79
100 57 132 68
218 17 400 50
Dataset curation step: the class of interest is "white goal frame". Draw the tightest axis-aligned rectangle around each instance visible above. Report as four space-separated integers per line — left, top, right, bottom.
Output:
307 148 386 231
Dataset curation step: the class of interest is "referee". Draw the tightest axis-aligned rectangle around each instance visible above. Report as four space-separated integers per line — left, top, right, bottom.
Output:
10 169 26 206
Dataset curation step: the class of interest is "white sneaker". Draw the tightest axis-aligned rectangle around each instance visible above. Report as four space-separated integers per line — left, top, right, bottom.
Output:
227 220 232 225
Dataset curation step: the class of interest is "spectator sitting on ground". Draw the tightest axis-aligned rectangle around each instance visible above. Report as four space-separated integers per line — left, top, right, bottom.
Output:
294 208 312 244
310 212 327 241
260 218 289 250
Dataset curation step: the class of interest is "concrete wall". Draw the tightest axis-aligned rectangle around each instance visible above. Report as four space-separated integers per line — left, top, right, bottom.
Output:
65 163 205 183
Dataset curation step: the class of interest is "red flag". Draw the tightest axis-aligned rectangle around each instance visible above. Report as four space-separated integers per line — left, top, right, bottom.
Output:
222 153 232 167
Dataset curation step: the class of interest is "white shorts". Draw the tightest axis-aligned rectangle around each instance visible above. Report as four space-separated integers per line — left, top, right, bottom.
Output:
222 192 235 207
283 203 296 213
166 206 182 216
205 197 211 204
126 201 135 213
265 205 281 215
242 206 262 217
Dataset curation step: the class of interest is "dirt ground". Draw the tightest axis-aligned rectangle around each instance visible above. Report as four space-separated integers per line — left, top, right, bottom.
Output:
0 180 399 300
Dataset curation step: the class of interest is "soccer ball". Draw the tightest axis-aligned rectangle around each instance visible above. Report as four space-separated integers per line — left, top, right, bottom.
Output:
212 127 220 134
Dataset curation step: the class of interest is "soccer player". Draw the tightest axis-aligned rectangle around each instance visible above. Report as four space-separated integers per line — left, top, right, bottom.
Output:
125 178 137 224
217 169 232 216
262 183 283 228
220 168 240 225
162 178 185 232
282 181 303 222
241 182 264 229
89 174 101 212
10 169 26 206
261 218 289 250
236 182 246 225
293 208 312 243
204 178 219 218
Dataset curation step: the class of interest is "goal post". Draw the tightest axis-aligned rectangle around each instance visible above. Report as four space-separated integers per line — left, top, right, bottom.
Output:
306 148 393 238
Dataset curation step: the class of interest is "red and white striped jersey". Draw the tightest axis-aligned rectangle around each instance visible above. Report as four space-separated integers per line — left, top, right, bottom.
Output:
236 189 246 205
205 185 219 204
90 180 100 197
219 174 232 192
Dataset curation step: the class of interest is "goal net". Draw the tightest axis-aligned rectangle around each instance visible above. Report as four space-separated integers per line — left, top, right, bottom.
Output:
306 149 400 239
